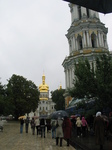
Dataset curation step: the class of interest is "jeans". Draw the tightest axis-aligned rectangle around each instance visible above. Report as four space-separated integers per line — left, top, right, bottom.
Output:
20 125 23 133
41 126 45 137
32 126 35 135
25 124 29 133
52 129 56 138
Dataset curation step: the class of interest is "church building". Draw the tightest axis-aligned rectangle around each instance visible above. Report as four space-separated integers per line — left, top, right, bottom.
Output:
62 3 110 107
35 74 56 118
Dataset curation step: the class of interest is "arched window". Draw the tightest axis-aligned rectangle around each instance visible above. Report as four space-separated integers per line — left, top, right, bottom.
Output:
78 6 81 19
86 9 90 18
77 35 82 50
69 40 72 53
103 35 106 48
91 33 97 48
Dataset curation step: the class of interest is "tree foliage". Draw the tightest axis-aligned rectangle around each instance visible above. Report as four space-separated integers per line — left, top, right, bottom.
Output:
6 74 40 119
95 54 112 109
68 54 112 110
0 82 6 115
51 89 65 111
69 58 96 98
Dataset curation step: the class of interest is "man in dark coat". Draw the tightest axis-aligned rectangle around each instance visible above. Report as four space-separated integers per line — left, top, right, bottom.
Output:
63 116 72 146
25 117 30 133
94 112 105 150
40 118 45 138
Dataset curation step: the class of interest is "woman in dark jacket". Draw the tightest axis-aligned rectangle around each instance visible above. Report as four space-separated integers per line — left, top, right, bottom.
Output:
94 112 105 150
63 116 72 146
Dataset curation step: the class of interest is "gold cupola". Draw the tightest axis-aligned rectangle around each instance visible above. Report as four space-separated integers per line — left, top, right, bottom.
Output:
39 74 49 92
58 83 62 90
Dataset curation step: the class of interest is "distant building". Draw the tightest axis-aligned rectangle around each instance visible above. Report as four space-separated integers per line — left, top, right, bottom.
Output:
35 74 56 118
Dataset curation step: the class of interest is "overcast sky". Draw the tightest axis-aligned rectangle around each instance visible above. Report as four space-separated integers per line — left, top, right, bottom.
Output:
0 0 112 94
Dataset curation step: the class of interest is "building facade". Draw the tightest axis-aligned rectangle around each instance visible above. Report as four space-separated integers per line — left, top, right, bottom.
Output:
62 4 109 107
35 74 56 118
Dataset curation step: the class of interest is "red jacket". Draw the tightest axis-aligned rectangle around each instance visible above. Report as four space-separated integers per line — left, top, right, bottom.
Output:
63 118 72 139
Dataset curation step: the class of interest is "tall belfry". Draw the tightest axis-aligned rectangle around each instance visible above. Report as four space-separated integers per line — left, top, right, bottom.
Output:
62 4 109 90
62 4 109 107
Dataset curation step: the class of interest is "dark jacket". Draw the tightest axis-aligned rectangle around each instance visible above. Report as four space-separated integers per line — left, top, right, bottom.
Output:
31 118 35 128
93 116 105 145
40 119 45 127
20 119 24 125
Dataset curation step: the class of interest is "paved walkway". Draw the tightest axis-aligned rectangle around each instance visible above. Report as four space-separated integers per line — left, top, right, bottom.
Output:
71 127 112 150
0 121 76 150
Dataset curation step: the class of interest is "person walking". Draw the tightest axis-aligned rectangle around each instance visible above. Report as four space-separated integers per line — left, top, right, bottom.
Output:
56 117 63 147
31 118 35 135
35 118 40 135
63 116 72 146
51 119 56 139
40 118 46 138
25 117 30 133
107 112 112 140
76 117 82 137
94 111 105 150
20 118 24 133
81 116 88 137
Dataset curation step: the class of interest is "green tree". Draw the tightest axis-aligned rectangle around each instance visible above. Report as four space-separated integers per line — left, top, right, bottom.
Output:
51 89 65 110
0 82 6 115
69 58 96 99
6 74 40 119
95 54 112 109
68 54 112 111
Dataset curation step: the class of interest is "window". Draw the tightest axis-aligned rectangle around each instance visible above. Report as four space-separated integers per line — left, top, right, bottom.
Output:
91 33 97 48
77 35 82 50
78 6 81 19
86 9 90 18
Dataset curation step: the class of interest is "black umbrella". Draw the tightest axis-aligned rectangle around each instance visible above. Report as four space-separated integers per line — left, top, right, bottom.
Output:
63 0 112 14
50 110 69 119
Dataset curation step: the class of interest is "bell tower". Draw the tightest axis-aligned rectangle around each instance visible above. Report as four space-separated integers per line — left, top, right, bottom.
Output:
62 3 109 90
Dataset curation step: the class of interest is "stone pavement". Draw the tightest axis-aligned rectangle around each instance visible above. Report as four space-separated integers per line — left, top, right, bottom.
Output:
0 121 76 150
70 128 112 150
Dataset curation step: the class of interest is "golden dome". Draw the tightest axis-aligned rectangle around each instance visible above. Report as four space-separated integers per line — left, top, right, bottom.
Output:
58 83 62 90
39 74 49 92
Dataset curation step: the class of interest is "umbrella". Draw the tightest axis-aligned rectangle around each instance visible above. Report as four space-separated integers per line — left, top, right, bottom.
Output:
18 116 26 119
63 0 112 14
32 116 39 119
39 115 48 119
70 115 77 119
50 110 69 119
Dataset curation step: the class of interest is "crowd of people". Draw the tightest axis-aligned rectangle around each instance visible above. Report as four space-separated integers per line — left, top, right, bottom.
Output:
19 117 46 137
19 111 112 149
